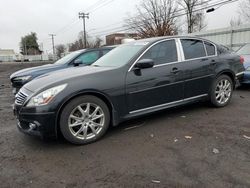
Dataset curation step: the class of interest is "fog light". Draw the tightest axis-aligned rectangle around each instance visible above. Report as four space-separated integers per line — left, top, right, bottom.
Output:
29 123 37 130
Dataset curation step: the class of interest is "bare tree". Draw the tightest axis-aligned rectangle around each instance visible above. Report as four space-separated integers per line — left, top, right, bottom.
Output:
68 33 103 52
125 0 179 38
239 0 250 21
179 0 207 33
193 12 207 32
230 17 242 27
55 44 66 58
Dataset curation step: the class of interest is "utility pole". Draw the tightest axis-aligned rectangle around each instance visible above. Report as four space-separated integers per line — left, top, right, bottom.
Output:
79 12 89 48
49 34 56 56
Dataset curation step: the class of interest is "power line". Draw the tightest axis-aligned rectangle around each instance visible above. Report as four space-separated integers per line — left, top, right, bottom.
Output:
89 0 116 13
89 0 239 37
84 0 108 12
88 0 216 36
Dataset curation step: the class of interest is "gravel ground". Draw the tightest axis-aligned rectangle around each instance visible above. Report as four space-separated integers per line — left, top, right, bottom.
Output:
0 63 250 188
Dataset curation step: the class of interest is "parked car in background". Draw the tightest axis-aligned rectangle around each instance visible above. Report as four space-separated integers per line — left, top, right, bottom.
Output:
237 43 250 84
10 46 115 94
14 36 245 145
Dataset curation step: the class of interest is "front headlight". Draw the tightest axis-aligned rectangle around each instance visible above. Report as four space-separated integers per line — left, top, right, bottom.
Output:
13 75 32 82
26 84 67 107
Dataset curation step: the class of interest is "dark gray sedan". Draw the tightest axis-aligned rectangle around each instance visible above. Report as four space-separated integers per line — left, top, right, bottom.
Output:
14 36 245 145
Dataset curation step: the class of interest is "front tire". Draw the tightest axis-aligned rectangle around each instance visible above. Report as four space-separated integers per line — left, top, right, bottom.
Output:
60 95 110 145
210 75 233 107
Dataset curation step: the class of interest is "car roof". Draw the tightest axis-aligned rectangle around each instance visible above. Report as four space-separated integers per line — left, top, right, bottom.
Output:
128 35 215 46
74 45 116 53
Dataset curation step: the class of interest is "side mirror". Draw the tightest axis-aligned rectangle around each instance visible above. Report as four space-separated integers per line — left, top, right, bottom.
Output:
73 59 82 66
135 59 154 69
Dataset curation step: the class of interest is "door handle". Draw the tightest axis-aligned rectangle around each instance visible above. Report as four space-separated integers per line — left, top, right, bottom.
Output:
210 60 216 66
171 67 180 74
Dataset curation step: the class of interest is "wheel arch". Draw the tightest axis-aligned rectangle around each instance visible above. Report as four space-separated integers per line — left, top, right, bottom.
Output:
216 70 236 88
55 90 116 138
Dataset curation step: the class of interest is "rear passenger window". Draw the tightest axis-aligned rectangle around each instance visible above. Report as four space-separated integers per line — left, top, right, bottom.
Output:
181 39 206 60
141 40 177 65
205 42 216 56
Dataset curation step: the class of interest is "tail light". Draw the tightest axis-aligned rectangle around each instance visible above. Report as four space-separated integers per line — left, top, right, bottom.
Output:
240 56 244 64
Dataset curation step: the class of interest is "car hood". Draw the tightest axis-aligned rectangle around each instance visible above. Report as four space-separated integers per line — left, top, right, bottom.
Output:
10 64 64 79
24 66 114 93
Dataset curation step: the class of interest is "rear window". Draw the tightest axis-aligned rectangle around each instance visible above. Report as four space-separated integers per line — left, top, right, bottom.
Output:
204 42 216 56
218 45 230 54
181 39 206 60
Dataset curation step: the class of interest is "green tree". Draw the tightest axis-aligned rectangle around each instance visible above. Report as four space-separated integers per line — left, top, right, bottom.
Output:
20 32 42 55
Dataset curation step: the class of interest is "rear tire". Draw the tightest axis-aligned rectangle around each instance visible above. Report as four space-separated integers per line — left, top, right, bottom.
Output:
60 95 110 145
210 75 233 107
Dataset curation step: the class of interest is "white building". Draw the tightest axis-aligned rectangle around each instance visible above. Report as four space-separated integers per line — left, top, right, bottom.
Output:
0 49 16 62
190 24 250 51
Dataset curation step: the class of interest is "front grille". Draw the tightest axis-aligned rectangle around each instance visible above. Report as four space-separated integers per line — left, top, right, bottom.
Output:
15 91 28 105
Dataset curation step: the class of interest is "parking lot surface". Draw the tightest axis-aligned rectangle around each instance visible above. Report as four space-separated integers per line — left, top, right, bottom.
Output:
0 63 250 188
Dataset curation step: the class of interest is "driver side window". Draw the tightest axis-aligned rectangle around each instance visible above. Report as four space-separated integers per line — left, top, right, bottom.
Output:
75 51 100 65
140 39 178 65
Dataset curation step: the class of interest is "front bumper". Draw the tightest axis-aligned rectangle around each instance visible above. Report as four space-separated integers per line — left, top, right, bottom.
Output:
14 105 57 139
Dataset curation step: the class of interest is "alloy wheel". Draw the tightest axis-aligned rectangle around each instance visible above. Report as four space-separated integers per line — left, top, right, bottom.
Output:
68 103 105 140
215 79 232 105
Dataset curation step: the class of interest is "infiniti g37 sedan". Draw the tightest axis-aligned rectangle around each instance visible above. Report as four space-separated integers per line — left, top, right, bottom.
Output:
13 36 245 145
10 46 115 94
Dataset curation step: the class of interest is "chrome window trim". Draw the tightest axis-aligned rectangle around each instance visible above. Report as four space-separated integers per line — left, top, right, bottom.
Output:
179 38 218 62
176 38 185 61
128 38 180 72
128 37 218 72
129 94 208 114
203 41 208 56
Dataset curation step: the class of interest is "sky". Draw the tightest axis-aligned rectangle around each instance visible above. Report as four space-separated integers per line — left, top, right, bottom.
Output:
0 0 242 53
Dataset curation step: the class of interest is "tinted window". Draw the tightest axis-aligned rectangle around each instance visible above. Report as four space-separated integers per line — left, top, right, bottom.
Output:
141 40 177 65
218 45 230 54
102 49 111 55
181 39 206 60
205 42 216 56
92 44 146 67
76 51 99 65
54 51 82 65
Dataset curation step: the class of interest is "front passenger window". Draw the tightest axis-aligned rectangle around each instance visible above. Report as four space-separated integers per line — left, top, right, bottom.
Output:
140 40 177 65
75 51 100 65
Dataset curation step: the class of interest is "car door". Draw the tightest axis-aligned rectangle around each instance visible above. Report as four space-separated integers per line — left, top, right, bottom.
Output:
125 39 185 113
180 39 216 99
74 50 101 66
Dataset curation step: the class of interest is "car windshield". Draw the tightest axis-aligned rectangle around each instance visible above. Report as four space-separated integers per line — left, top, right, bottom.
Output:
237 44 250 55
92 43 148 67
54 51 83 65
